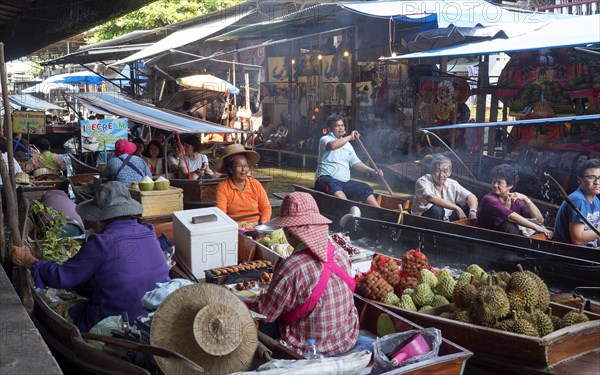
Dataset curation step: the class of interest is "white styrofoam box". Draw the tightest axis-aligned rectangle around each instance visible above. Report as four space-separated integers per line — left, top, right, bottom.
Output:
172 207 238 279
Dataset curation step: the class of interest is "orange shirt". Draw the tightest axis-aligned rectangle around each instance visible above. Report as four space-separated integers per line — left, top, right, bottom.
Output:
215 177 272 224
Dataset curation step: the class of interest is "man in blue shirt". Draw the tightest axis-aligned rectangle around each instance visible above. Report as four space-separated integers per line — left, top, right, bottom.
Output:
315 114 383 207
553 158 600 248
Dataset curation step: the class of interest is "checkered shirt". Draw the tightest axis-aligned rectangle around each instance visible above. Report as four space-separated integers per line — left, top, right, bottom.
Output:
255 244 359 356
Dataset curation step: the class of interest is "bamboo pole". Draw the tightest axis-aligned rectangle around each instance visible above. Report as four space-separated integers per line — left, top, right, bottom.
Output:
355 137 395 197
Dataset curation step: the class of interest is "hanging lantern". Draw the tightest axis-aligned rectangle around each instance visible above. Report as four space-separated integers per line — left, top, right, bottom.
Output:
312 115 317 121
314 107 319 113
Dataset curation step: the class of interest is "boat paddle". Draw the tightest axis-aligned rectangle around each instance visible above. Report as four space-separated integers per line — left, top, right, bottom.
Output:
544 172 600 237
355 137 395 197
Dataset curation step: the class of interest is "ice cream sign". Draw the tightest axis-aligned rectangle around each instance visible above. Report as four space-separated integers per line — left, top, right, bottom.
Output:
80 118 128 153
13 111 46 134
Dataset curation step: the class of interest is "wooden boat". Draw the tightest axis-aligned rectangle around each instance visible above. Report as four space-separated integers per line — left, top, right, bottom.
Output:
363 296 600 374
293 185 600 289
170 175 273 208
68 172 97 203
68 153 98 175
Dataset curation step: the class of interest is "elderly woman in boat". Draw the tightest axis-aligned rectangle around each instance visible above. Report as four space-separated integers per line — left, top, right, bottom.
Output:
178 134 215 179
11 181 170 332
412 154 478 221
215 144 271 228
251 192 359 356
476 164 552 238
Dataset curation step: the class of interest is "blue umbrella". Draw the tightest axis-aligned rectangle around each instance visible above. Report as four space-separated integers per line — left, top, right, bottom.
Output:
53 71 105 85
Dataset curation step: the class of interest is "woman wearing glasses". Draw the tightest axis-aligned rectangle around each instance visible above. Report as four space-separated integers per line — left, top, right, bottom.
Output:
553 159 600 247
475 164 552 238
215 144 271 229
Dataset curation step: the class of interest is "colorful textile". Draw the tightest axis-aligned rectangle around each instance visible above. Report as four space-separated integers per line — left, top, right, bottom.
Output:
553 187 600 247
476 193 530 229
103 154 151 186
30 219 171 331
23 152 66 174
215 177 271 223
412 174 471 220
253 242 359 356
315 132 361 182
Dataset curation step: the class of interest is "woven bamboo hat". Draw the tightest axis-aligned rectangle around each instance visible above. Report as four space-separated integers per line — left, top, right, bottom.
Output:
215 144 260 173
150 283 257 375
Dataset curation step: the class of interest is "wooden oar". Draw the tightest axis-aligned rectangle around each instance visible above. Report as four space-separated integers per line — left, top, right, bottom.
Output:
355 137 395 197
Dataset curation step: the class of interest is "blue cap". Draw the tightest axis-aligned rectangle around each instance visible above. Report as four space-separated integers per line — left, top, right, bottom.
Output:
307 339 315 345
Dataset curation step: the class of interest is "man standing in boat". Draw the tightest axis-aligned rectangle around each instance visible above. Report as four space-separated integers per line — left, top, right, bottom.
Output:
315 114 383 207
553 158 600 248
412 154 478 221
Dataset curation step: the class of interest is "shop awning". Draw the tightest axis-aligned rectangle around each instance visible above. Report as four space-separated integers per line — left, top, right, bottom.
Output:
385 14 599 60
423 114 600 131
73 92 243 134
112 10 254 66
7 94 65 111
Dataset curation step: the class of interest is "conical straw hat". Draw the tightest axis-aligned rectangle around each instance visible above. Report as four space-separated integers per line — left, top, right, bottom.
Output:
150 283 257 375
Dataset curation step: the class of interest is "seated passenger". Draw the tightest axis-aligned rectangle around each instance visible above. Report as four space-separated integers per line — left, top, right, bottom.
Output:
215 144 271 228
251 192 359 356
12 181 170 331
412 154 478 221
178 135 215 180
23 138 67 177
553 158 600 247
103 139 151 186
142 140 165 176
476 164 552 238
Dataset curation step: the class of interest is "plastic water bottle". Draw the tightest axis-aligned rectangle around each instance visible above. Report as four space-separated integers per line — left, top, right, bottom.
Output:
303 339 323 359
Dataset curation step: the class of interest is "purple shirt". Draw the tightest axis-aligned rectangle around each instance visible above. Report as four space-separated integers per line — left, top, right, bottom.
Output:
476 193 530 230
31 219 170 331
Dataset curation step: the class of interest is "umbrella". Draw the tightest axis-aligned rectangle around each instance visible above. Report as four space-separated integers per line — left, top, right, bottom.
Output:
52 71 106 85
176 74 240 95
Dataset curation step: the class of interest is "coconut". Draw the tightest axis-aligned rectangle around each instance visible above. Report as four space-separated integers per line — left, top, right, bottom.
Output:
154 176 170 191
15 172 31 184
138 176 155 191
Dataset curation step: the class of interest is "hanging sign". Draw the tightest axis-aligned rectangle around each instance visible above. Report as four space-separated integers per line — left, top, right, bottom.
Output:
80 118 128 153
13 111 46 134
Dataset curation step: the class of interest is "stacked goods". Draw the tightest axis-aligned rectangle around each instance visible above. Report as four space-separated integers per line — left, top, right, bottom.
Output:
371 254 401 287
210 260 272 276
356 271 394 301
401 246 429 277
235 281 257 290
331 233 360 256
439 263 578 337
260 272 273 283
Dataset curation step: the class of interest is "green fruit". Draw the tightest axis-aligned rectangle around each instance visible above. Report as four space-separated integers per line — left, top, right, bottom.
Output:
418 269 438 288
452 280 477 309
382 292 401 306
435 277 456 300
154 176 170 190
531 311 554 337
138 182 154 191
437 268 453 282
458 272 473 283
398 294 417 311
402 288 414 296
466 264 486 280
506 265 540 311
431 294 450 308
473 279 510 322
560 310 589 328
411 283 434 307
419 305 433 312
523 270 550 310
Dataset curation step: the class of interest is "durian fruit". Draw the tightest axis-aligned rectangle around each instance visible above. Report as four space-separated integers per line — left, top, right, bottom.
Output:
492 272 507 290
506 265 539 311
530 308 554 337
548 307 561 331
411 283 434 307
419 305 433 312
452 279 477 309
560 304 590 328
502 310 538 337
439 311 454 319
496 271 512 285
382 292 401 306
458 271 473 283
466 264 486 282
522 268 550 310
473 277 510 324
418 268 438 288
431 294 450 308
398 294 418 311
435 274 456 300
452 309 472 323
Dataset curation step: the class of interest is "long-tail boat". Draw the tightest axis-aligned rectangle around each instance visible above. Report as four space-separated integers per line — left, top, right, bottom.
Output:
68 153 99 175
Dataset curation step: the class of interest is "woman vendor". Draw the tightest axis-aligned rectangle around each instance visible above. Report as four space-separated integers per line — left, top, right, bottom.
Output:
178 135 215 179
142 140 165 176
251 192 359 356
214 144 271 228
476 164 553 238
11 181 170 331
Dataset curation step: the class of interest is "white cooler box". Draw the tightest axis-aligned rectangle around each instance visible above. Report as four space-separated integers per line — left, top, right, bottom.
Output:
172 207 238 279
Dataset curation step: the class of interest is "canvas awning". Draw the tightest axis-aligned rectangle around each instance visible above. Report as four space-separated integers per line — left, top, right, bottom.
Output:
73 92 243 134
423 114 600 131
385 14 599 60
7 94 65 111
112 10 254 66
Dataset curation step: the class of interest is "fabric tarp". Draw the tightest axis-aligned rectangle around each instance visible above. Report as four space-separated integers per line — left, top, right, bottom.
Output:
7 94 65 111
386 14 599 59
73 92 243 134
423 114 600 131
113 10 254 65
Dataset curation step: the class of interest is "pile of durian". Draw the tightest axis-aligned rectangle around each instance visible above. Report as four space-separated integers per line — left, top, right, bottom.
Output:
438 264 590 337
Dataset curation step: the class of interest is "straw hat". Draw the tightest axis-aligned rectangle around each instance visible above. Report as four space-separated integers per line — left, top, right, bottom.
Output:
75 181 142 222
33 167 59 179
215 144 260 173
150 283 257 375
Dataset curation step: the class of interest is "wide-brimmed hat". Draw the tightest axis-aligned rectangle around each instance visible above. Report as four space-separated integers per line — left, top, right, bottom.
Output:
266 192 331 261
114 138 137 156
215 144 260 173
150 283 257 375
76 181 142 222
